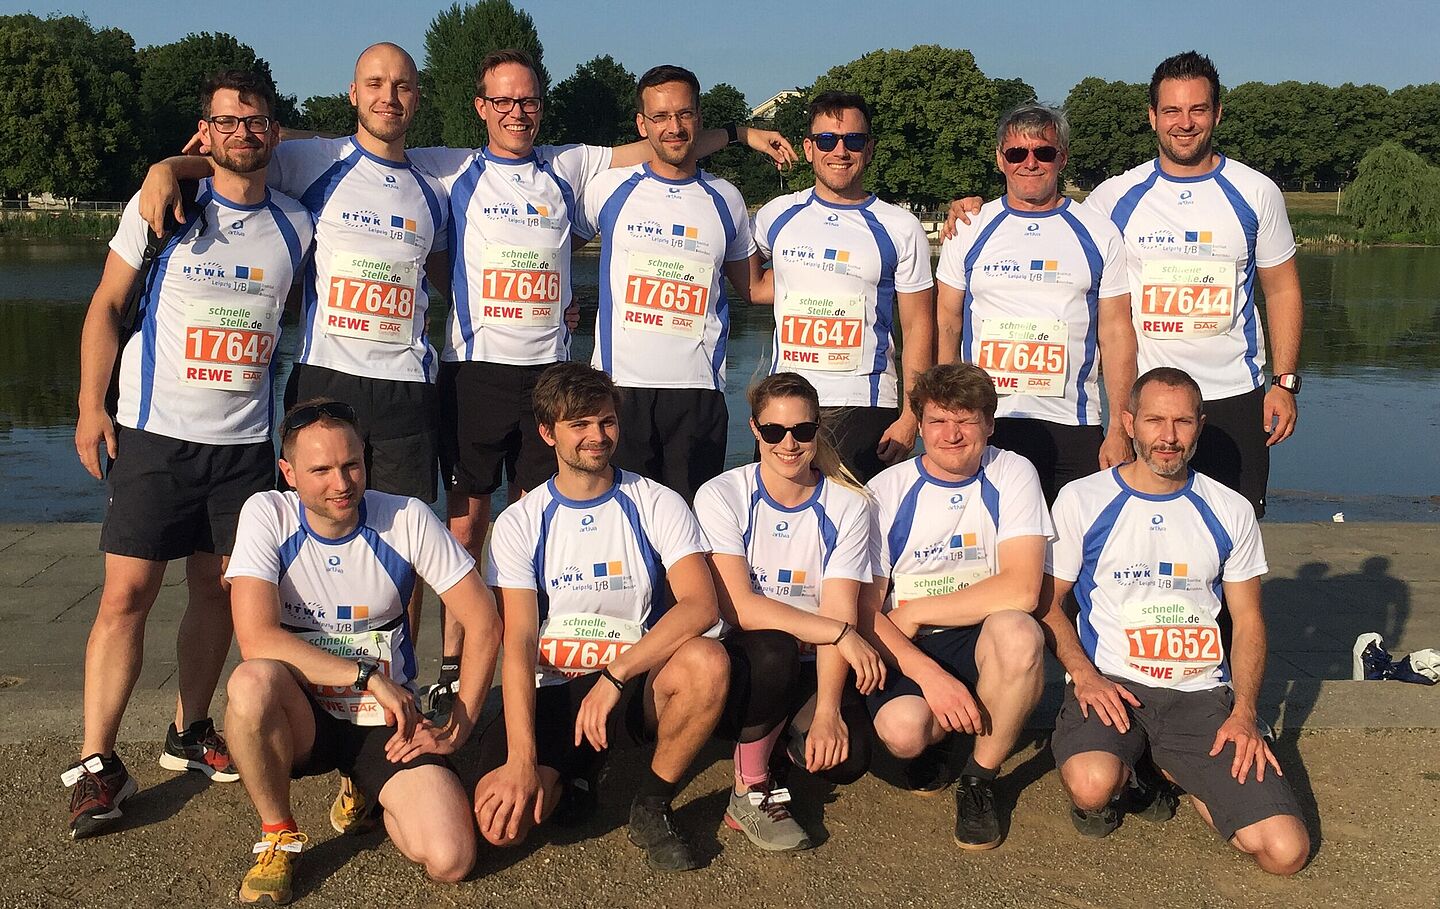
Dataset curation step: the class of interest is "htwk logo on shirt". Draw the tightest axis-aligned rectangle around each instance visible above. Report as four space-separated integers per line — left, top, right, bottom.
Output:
981 258 1027 280
1113 562 1155 586
592 560 634 591
626 219 667 239
1136 230 1180 251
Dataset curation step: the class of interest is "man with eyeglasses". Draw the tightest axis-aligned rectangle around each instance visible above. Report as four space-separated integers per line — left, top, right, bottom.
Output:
936 104 1135 504
576 64 765 502
859 363 1052 850
751 92 935 483
222 399 501 903
68 70 312 838
403 49 794 719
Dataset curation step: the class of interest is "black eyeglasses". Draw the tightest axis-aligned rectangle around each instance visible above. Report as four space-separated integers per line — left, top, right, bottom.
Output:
1002 145 1060 164
809 132 869 153
482 96 542 113
206 115 274 135
756 421 820 444
281 401 357 435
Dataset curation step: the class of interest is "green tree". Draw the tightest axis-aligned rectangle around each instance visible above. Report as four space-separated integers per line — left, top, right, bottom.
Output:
137 32 293 161
1062 77 1152 190
422 0 547 149
0 14 145 198
993 77 1038 115
546 54 635 147
1340 141 1440 236
696 82 786 205
1387 84 1440 167
297 92 355 136
408 69 445 148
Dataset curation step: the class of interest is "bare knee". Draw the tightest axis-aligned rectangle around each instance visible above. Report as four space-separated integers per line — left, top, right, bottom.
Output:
873 705 934 760
979 612 1044 677
225 660 292 719
1235 815 1310 876
423 840 475 884
1060 754 1127 811
660 637 730 696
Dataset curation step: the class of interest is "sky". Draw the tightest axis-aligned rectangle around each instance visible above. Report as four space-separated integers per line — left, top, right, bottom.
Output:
9 0 1439 108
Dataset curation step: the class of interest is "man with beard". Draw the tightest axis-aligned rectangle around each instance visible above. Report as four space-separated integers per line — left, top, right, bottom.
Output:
68 70 312 838
935 104 1135 504
476 362 729 872
751 92 935 482
1037 367 1309 874
1081 52 1304 518
577 65 763 501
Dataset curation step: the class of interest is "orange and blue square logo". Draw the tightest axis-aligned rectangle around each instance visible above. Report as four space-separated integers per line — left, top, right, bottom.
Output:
671 224 699 239
823 249 851 263
336 605 369 620
527 203 550 217
1029 259 1060 283
390 215 419 244
234 265 264 281
1158 562 1189 577
1183 231 1212 243
949 533 982 559
776 569 807 584
593 560 624 577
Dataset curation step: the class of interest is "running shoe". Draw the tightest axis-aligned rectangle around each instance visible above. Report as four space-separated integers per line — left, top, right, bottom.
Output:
329 775 378 835
423 679 459 721
953 774 1002 850
158 717 239 781
627 797 701 872
65 752 138 839
239 829 307 905
1122 763 1179 824
904 742 954 796
1352 632 1394 681
724 786 812 852
1069 804 1121 838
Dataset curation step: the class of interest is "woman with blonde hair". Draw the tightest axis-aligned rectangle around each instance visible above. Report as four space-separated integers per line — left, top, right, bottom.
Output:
694 372 884 852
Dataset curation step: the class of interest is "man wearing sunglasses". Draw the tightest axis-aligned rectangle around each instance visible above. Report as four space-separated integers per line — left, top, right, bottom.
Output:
404 49 794 721
577 64 765 503
936 104 1135 504
1084 52 1303 518
752 92 935 482
68 70 313 838
222 400 502 903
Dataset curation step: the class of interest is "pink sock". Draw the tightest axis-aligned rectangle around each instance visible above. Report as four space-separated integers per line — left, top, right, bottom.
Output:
734 725 785 792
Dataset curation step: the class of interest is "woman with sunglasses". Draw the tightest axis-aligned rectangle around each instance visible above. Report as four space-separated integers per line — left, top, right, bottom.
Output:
693 372 885 852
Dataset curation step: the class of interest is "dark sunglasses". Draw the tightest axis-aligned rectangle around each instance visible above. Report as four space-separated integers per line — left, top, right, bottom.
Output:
756 421 820 444
1002 145 1060 164
281 401 357 435
809 132 869 153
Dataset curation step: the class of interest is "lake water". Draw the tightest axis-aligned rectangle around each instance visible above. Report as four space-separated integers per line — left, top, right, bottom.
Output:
1 240 1437 522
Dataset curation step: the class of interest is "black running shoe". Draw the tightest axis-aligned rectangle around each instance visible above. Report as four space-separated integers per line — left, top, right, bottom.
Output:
1124 761 1179 824
65 753 138 839
953 774 1002 850
905 742 954 796
1070 804 1121 838
159 718 239 782
627 797 701 872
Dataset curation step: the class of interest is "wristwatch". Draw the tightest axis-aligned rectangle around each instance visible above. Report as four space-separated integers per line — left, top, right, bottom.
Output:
1271 373 1302 395
353 658 381 692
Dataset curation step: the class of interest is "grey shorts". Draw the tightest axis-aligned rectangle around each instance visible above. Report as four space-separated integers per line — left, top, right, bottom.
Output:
1050 679 1303 839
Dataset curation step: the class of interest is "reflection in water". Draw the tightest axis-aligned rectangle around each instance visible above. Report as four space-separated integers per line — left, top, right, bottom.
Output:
1 240 1437 521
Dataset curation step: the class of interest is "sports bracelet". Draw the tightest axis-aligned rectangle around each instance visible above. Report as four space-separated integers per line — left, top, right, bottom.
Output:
725 122 739 145
599 667 625 692
830 622 852 646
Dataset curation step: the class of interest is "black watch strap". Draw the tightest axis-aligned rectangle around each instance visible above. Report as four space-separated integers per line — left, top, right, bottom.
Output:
725 122 739 145
1272 373 1302 395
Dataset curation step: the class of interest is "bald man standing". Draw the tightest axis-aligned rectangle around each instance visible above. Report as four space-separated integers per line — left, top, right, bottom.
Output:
141 43 452 831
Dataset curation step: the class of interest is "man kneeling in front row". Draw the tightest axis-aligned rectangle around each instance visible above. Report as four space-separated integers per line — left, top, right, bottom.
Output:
475 361 730 872
1039 367 1309 874
223 400 502 904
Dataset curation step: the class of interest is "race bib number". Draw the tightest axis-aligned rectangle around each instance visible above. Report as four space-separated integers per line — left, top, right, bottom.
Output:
179 298 280 391
1138 259 1236 339
324 252 418 344
477 245 562 327
621 251 713 339
295 618 400 726
776 291 865 373
1120 599 1224 687
536 612 644 685
977 318 1068 397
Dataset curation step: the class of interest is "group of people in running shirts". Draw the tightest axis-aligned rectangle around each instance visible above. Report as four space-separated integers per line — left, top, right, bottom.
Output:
66 36 1312 904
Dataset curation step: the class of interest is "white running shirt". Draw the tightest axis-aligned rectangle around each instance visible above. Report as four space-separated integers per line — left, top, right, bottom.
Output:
408 144 612 366
268 137 449 383
485 469 709 686
1084 156 1296 400
226 490 475 705
694 464 873 623
1047 468 1268 692
869 448 1054 617
935 197 1128 426
754 190 933 407
578 164 756 391
109 180 311 444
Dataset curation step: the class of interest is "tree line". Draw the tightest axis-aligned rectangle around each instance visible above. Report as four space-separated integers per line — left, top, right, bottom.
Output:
4 5 1439 208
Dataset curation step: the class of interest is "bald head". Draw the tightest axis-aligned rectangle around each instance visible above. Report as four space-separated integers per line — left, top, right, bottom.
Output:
349 42 419 148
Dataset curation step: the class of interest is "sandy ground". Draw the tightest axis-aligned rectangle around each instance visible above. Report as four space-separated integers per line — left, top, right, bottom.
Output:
4 728 1437 909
